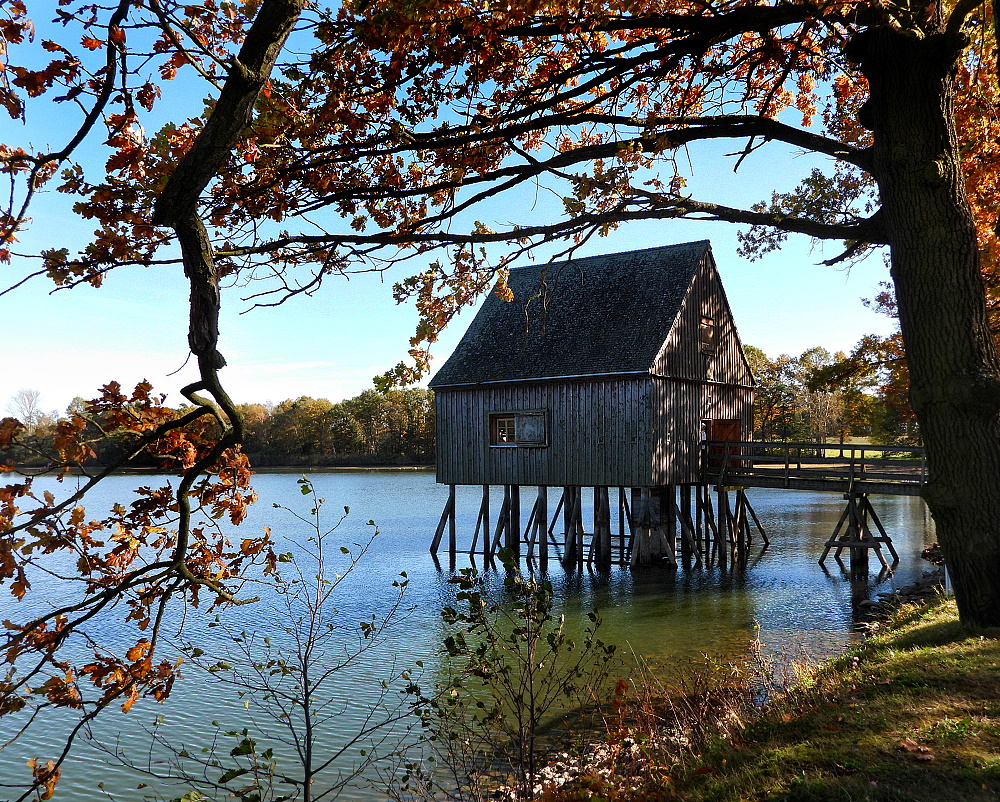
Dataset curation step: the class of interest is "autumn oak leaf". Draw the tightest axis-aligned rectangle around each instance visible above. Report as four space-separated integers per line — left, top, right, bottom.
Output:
125 639 151 662
10 68 51 97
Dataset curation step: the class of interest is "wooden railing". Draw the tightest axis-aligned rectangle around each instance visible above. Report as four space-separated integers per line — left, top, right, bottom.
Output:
702 440 927 496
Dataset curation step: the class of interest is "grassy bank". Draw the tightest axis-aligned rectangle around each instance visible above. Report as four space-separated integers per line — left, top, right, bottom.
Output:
549 597 1000 801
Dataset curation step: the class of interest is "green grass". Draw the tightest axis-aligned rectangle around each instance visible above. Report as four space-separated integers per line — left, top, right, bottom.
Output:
547 597 1000 802
673 598 1000 801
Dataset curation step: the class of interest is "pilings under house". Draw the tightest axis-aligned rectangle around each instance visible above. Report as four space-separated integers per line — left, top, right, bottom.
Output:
430 481 768 571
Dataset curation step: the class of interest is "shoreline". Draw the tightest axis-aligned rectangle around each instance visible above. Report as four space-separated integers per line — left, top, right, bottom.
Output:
10 464 436 477
529 568 957 801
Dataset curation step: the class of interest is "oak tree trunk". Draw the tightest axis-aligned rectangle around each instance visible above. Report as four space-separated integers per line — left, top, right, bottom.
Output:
855 24 1000 627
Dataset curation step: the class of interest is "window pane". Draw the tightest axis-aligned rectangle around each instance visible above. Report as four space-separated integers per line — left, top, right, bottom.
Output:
489 411 547 446
516 414 546 444
498 418 516 441
495 416 516 443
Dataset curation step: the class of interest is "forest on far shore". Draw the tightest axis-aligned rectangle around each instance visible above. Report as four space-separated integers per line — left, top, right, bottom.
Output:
6 388 435 469
4 339 915 470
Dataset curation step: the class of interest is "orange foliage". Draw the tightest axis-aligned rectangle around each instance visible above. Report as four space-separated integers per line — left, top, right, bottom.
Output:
954 3 1000 317
0 376 271 796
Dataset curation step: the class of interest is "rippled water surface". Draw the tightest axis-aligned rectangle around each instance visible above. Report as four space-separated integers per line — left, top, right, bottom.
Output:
0 471 937 800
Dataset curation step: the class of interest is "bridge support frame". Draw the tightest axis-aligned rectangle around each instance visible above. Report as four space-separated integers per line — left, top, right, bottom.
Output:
819 491 900 575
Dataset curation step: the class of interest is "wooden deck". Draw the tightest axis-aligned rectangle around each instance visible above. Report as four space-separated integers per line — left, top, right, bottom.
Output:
702 440 927 497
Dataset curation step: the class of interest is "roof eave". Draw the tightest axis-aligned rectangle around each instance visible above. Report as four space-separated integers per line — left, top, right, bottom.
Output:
429 369 653 389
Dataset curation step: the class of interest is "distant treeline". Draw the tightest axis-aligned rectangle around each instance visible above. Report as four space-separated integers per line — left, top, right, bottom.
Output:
237 389 434 466
7 388 434 469
746 342 917 445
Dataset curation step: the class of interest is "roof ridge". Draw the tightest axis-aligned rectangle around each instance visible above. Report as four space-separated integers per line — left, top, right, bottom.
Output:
507 240 711 272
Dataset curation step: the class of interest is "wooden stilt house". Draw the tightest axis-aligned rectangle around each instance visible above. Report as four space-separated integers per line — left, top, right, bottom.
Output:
428 240 757 568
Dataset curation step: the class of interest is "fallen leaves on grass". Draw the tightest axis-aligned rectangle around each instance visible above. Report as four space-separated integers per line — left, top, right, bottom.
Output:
900 737 936 760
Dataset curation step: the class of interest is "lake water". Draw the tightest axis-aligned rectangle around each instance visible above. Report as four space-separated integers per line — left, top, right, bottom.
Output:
0 471 937 801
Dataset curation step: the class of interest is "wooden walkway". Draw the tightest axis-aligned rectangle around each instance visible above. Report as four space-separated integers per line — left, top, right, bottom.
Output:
702 440 927 497
699 440 927 574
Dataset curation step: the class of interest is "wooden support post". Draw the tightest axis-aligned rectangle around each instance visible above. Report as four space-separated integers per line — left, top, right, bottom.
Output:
732 488 752 566
430 484 456 556
628 488 640 567
743 491 769 547
647 487 666 561
679 485 693 563
819 504 852 564
548 491 565 550
469 485 489 556
862 497 900 562
647 486 676 567
523 501 538 552
536 486 548 567
506 485 520 558
622 489 637 564
489 488 510 562
741 491 755 549
665 485 677 566
849 495 870 577
470 511 481 555
726 489 745 565
856 497 888 571
481 484 489 557
716 486 730 568
562 487 578 568
696 485 708 563
819 493 895 573
733 488 746 554
448 485 457 557
618 487 627 565
630 488 651 567
675 492 701 567
695 484 704 557
594 486 613 568
700 484 718 536
704 486 719 565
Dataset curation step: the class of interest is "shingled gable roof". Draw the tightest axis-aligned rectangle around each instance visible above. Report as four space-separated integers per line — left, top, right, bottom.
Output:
429 240 714 388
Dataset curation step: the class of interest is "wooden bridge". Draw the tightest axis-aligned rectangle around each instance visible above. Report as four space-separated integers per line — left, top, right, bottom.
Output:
703 440 927 573
702 440 927 497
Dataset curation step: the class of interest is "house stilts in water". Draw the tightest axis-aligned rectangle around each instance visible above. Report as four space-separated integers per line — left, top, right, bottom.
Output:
428 240 762 569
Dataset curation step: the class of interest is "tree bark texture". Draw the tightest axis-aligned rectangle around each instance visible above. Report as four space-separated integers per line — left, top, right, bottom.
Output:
855 25 1000 626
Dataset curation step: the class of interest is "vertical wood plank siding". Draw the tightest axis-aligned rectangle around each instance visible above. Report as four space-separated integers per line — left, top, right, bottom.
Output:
653 253 754 387
649 252 755 484
434 377 654 486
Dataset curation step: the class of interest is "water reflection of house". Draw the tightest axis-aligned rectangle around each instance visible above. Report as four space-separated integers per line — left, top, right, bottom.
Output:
428 240 755 568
